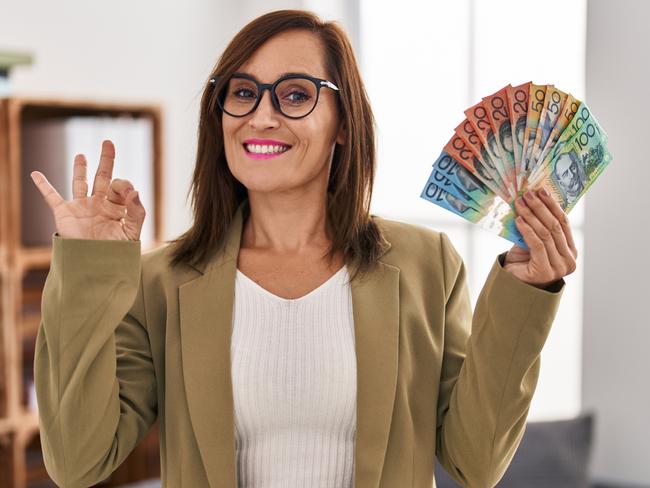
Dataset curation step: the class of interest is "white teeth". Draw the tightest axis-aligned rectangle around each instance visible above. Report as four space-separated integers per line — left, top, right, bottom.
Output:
245 144 290 154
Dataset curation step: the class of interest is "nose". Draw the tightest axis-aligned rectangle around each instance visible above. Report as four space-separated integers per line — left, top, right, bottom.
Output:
248 88 280 129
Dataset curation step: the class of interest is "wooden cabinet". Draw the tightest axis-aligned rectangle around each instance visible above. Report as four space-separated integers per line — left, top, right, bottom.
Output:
0 96 164 487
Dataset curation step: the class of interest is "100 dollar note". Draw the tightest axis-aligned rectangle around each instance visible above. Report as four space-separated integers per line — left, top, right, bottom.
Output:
529 101 607 187
530 108 612 213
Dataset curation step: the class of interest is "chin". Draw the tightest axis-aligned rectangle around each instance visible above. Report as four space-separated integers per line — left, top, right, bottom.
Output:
234 172 295 194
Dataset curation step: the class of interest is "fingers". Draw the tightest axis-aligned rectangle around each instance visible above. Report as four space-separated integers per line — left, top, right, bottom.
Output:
30 171 65 211
514 189 577 279
123 190 146 239
92 140 115 198
515 194 565 275
72 154 89 199
102 179 136 219
514 214 552 273
101 182 145 240
107 178 135 205
519 189 573 260
102 197 128 220
536 186 578 259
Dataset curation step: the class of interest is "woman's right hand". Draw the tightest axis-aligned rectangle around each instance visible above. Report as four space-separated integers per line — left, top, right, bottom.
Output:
30 139 146 241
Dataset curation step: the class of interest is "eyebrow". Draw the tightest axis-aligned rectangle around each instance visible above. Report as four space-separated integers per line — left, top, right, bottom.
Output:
233 71 316 81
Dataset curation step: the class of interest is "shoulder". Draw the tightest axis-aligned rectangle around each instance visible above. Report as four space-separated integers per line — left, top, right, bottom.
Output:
142 243 171 270
372 215 465 286
140 241 198 285
373 215 462 262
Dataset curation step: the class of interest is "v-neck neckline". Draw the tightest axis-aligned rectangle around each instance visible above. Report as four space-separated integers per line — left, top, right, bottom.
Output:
236 265 348 304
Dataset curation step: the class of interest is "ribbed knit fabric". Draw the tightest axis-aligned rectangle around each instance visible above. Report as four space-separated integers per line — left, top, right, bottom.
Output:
230 265 357 488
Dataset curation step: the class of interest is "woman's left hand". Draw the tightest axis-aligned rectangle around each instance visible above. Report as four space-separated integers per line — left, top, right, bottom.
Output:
504 187 578 290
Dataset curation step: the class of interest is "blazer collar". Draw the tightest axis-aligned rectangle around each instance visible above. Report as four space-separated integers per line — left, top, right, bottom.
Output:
179 199 398 488
188 199 392 274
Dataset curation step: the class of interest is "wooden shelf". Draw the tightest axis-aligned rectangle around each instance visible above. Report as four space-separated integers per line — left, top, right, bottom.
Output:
0 407 38 438
0 413 16 437
15 407 39 440
0 95 164 487
20 314 39 341
15 248 51 272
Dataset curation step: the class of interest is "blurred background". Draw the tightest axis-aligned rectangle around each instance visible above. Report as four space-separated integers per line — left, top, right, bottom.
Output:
0 0 647 487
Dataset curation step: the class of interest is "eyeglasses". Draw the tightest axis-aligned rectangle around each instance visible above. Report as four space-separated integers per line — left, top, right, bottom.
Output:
209 73 340 119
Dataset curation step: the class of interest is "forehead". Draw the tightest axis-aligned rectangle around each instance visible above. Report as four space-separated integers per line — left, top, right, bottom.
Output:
236 29 328 82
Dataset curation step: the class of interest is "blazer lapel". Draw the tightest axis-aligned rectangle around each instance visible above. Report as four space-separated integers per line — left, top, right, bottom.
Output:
179 200 399 488
350 254 401 488
178 203 244 487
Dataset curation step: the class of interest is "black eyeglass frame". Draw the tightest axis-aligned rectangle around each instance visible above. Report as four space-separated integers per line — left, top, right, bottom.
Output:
209 73 340 119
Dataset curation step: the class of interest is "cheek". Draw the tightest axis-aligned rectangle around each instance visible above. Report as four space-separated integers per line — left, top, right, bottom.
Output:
222 123 246 159
222 120 236 143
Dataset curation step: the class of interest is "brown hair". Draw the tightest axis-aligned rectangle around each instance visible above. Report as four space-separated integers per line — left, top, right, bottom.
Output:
166 9 387 282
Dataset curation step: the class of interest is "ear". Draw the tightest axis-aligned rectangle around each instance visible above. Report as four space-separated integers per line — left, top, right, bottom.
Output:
336 120 347 145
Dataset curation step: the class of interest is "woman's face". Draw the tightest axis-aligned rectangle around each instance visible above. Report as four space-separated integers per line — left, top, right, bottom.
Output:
222 29 346 196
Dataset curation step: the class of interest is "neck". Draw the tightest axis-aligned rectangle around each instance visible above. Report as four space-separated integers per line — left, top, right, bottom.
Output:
241 191 333 256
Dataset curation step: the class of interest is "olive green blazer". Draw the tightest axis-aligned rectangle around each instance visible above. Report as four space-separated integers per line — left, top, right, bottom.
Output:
34 200 564 488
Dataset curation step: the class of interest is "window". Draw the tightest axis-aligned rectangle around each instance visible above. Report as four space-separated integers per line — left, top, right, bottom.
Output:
360 0 587 420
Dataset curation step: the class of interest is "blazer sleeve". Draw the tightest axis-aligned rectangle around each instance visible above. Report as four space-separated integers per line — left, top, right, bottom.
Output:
434 232 564 488
34 233 158 488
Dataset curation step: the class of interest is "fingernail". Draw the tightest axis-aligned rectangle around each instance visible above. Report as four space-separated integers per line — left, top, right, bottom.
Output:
539 187 549 197
524 190 534 200
125 187 133 196
516 196 526 206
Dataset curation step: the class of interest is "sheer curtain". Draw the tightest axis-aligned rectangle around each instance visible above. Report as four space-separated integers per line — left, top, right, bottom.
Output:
360 0 587 420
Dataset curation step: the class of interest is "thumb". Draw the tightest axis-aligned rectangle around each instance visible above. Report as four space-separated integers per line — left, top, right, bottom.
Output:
123 190 146 240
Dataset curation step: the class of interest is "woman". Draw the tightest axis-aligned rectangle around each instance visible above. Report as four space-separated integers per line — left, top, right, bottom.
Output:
30 9 576 488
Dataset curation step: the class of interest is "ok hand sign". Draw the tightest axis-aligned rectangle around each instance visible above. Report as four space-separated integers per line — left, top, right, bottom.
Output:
30 140 146 241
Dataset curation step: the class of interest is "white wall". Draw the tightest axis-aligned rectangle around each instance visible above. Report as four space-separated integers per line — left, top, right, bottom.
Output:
583 0 650 485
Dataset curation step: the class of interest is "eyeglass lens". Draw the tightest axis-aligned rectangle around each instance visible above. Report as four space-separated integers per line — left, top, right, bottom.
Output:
219 76 318 118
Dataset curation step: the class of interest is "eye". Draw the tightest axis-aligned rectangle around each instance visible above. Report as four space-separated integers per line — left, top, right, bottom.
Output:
285 90 311 103
233 88 257 99
289 91 309 101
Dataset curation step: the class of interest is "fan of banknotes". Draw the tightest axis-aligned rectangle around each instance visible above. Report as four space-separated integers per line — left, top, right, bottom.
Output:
420 82 612 248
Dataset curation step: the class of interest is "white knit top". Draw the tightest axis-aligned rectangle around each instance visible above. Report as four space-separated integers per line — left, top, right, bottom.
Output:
230 265 357 488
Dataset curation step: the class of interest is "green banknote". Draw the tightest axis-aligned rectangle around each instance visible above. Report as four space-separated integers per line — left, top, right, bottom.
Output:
530 110 612 213
529 102 608 187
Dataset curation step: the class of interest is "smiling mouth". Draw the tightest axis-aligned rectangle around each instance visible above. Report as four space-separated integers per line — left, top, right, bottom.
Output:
242 143 293 157
242 143 292 150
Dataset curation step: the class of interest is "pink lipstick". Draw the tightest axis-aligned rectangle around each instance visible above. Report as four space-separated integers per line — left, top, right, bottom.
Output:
242 139 292 160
